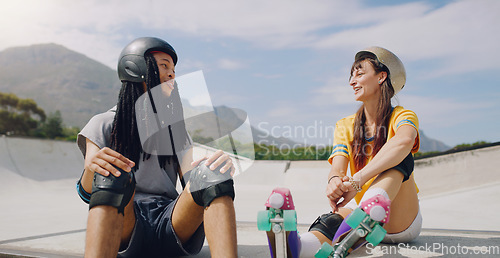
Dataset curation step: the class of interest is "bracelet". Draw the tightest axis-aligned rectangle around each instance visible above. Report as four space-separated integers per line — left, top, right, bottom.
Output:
349 176 362 192
328 175 339 184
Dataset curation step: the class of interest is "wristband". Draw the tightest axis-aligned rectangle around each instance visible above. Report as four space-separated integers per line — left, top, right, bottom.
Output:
328 175 339 184
76 169 91 204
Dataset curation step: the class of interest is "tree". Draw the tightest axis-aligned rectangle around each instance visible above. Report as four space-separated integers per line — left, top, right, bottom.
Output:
42 110 64 139
0 92 46 135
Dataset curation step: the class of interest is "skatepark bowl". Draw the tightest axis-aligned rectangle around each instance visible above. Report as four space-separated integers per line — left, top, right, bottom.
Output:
1 136 499 257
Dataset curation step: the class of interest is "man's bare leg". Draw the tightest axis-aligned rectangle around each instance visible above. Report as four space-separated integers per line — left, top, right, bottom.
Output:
85 206 123 258
172 185 237 257
85 195 136 258
204 196 237 257
171 187 205 243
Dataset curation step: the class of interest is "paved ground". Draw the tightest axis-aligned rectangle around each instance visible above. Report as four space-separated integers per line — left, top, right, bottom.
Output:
1 136 499 257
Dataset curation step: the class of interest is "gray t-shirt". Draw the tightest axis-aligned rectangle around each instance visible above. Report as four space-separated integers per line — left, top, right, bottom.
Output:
77 107 184 200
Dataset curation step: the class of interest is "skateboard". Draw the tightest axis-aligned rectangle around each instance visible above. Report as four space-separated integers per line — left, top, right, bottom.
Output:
315 194 391 258
257 187 300 258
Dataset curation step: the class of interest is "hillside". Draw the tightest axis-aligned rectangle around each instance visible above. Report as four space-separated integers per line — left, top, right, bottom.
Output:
0 44 300 148
0 43 447 151
0 43 120 128
418 129 449 152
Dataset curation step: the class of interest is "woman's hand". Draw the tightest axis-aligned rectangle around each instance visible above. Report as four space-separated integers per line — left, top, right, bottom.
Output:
191 150 235 176
326 176 349 212
85 146 135 177
334 176 358 209
326 175 362 212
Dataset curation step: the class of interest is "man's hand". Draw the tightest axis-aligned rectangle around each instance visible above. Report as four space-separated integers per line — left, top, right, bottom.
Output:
191 150 235 176
85 146 135 177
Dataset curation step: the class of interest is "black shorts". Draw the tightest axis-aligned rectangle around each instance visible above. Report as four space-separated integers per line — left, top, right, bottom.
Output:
118 194 205 257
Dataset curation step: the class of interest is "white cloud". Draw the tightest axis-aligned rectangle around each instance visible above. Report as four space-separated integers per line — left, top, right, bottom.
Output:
0 1 420 61
140 0 361 48
0 0 497 147
396 93 496 129
267 103 297 118
253 73 284 79
218 58 245 70
2 0 498 76
1 0 343 67
312 75 355 106
395 92 499 145
177 59 206 74
312 0 500 76
0 0 130 68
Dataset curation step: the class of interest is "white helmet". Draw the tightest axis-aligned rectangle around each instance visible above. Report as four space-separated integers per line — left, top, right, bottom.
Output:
355 46 406 94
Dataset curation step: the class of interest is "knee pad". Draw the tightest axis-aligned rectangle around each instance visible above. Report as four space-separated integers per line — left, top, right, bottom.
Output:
189 160 235 208
392 152 414 182
308 212 344 241
89 167 136 215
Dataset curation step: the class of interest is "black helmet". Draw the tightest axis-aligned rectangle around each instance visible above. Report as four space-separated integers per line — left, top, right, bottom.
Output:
117 37 178 83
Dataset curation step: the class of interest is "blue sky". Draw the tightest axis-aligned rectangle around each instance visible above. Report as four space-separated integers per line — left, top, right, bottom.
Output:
1 0 499 147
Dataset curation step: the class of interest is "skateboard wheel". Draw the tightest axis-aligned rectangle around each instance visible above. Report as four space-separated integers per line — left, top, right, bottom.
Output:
346 208 366 228
257 210 272 231
365 224 387 246
283 210 297 231
314 242 334 258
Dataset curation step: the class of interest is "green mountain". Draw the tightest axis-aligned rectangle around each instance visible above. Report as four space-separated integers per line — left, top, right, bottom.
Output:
0 43 120 128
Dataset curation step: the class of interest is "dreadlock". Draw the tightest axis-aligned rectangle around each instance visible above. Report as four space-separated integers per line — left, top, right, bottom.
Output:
110 52 189 171
110 81 144 168
351 57 395 171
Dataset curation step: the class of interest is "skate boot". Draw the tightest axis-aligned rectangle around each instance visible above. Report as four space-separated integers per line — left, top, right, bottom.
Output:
315 194 391 258
257 187 300 258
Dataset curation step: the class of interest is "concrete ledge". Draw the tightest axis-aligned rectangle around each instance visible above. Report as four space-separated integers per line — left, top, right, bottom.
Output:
414 145 500 197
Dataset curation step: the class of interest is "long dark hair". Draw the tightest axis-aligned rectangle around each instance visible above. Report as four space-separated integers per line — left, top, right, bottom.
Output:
351 57 395 171
110 52 187 171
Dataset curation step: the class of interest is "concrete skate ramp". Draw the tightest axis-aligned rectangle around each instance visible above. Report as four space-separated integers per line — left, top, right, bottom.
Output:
0 136 84 181
1 136 500 257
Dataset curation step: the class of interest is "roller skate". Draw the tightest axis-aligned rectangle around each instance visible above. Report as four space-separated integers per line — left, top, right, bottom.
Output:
315 194 391 258
257 187 300 258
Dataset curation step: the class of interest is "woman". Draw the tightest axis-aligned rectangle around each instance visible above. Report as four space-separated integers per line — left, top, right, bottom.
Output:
300 47 422 257
76 37 237 257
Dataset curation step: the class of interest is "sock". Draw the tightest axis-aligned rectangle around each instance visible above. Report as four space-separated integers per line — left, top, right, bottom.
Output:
299 232 321 258
360 187 389 204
